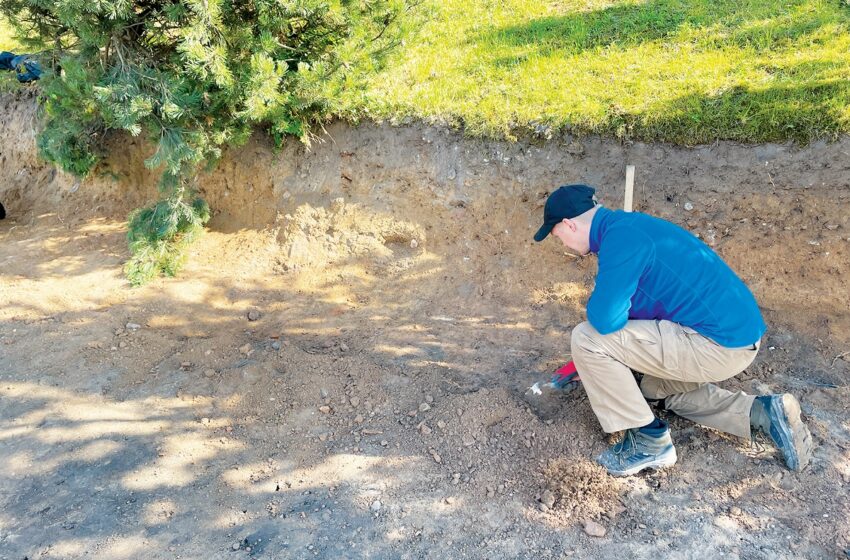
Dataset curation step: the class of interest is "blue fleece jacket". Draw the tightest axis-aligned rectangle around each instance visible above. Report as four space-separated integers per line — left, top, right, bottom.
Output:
587 207 766 348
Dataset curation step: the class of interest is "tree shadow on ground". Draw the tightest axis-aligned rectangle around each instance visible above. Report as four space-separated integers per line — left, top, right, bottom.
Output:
628 69 850 143
0 380 466 558
0 213 601 558
465 1 848 143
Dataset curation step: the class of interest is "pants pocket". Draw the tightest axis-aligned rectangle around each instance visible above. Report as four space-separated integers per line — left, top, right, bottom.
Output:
657 320 682 372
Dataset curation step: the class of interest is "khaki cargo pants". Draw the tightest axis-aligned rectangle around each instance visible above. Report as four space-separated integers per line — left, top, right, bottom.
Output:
571 320 760 438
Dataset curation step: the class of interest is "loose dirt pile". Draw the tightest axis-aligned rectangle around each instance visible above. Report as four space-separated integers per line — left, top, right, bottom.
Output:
1 91 849 559
544 459 626 522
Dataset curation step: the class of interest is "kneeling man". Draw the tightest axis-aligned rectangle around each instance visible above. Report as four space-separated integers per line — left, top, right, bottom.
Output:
534 185 813 476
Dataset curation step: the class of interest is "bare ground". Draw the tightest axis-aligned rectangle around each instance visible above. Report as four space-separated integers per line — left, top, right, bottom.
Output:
1 92 849 559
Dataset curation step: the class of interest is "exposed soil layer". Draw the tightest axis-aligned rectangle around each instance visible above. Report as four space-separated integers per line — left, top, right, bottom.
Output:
1 92 849 559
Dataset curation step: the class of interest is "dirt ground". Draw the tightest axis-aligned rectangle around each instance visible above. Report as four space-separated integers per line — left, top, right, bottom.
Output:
1 91 849 559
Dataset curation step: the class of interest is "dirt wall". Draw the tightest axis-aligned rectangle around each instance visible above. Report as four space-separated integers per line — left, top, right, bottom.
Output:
2 92 848 364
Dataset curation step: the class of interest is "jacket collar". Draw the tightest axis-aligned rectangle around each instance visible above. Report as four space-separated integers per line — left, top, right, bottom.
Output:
589 206 611 254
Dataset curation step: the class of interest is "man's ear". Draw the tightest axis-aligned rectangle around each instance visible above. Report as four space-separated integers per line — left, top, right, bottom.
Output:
561 218 576 231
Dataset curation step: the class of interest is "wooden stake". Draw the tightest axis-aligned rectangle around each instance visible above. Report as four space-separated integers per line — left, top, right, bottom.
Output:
624 165 635 212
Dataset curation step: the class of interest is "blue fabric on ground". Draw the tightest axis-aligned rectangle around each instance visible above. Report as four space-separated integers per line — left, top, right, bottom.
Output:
11 55 41 82
0 51 42 81
0 51 15 70
587 206 766 347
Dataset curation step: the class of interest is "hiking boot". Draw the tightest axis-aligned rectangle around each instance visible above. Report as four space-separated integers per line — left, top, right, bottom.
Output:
750 393 813 471
596 428 677 477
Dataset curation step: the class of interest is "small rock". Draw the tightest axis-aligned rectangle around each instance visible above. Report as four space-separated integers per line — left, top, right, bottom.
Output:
271 341 281 351
320 388 329 399
419 403 431 412
540 489 556 509
418 422 432 436
354 414 364 424
607 503 626 518
437 420 446 429
430 450 442 464
410 239 419 249
203 368 216 377
380 440 388 447
730 506 742 516
583 520 606 538
118 341 126 348
339 343 349 352
200 417 210 424
370 500 382 512
349 396 360 407
180 361 192 370
126 322 141 330
425 394 434 404
565 141 585 156
684 202 694 211
319 406 331 414
232 542 240 551
247 310 261 321
539 503 549 512
239 343 253 356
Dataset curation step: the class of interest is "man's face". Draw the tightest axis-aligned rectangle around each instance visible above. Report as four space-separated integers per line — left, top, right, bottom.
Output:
551 219 590 256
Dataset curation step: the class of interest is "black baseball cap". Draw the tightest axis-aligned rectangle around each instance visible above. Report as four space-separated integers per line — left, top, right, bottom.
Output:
533 185 597 242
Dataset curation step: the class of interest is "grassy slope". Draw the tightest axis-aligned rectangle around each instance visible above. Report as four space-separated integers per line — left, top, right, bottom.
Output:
1 2 848 144
365 0 850 144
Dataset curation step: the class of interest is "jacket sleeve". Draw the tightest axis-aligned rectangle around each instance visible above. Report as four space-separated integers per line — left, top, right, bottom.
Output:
586 228 653 334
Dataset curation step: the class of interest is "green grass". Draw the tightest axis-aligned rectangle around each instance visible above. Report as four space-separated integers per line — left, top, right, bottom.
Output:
3 2 850 144
363 0 850 144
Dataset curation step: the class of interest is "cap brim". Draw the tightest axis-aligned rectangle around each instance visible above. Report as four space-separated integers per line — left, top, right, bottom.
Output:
534 222 554 242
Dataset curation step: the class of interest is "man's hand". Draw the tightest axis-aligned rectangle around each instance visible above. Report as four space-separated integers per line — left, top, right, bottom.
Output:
551 361 580 388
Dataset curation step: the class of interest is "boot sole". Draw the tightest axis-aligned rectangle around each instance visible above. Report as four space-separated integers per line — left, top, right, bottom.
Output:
770 394 814 471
